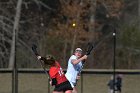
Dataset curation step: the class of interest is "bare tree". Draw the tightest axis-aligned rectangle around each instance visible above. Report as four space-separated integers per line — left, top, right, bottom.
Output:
9 0 22 69
0 0 15 68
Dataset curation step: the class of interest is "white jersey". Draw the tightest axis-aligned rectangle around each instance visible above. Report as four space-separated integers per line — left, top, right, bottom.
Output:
65 55 83 86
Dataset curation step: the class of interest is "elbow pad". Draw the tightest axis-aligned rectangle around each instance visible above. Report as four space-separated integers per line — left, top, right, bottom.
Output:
52 78 57 86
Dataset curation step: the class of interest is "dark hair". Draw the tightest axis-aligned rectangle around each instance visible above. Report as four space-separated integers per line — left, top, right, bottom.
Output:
44 55 55 66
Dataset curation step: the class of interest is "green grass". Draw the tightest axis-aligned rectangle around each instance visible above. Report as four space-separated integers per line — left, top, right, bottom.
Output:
0 73 12 93
0 73 140 93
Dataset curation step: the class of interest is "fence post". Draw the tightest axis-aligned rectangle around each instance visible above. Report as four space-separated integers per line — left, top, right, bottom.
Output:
48 78 50 93
113 27 116 93
81 73 83 93
12 60 18 93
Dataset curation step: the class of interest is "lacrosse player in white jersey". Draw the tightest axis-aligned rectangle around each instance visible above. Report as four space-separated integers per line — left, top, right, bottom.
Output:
65 48 88 93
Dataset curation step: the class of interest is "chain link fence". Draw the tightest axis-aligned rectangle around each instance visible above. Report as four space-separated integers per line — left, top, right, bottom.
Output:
0 69 140 93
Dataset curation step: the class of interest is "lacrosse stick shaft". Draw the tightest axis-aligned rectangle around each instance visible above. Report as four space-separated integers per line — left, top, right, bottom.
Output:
38 59 51 93
32 44 51 80
39 60 51 80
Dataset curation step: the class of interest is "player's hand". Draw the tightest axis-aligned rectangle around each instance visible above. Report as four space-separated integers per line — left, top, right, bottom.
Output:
49 80 52 86
37 56 41 60
83 55 88 60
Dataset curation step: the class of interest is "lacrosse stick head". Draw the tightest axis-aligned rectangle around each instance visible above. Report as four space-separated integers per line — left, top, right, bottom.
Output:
32 44 39 56
86 43 93 55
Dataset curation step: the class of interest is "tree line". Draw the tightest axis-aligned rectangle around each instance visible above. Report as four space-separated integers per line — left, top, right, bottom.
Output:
0 0 140 69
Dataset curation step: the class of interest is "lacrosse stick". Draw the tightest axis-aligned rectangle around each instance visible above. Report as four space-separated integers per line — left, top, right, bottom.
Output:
32 44 51 80
75 43 94 86
79 43 94 73
80 33 112 73
81 42 94 68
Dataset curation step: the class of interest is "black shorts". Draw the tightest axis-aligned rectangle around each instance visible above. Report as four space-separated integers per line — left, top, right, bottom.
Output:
54 81 73 92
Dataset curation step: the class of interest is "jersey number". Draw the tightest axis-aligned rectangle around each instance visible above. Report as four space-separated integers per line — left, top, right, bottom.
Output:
58 68 64 76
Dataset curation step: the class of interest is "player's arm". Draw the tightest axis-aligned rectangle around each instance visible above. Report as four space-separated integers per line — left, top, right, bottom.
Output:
49 68 58 86
71 55 87 65
37 56 48 62
51 78 57 86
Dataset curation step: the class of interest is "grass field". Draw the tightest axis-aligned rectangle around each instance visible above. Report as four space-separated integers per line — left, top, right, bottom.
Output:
0 73 140 93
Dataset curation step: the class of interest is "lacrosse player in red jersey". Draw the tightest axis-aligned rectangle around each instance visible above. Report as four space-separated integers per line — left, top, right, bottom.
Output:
37 55 73 93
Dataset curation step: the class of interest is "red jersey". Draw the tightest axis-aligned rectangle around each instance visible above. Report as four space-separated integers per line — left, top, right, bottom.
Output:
49 61 67 85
